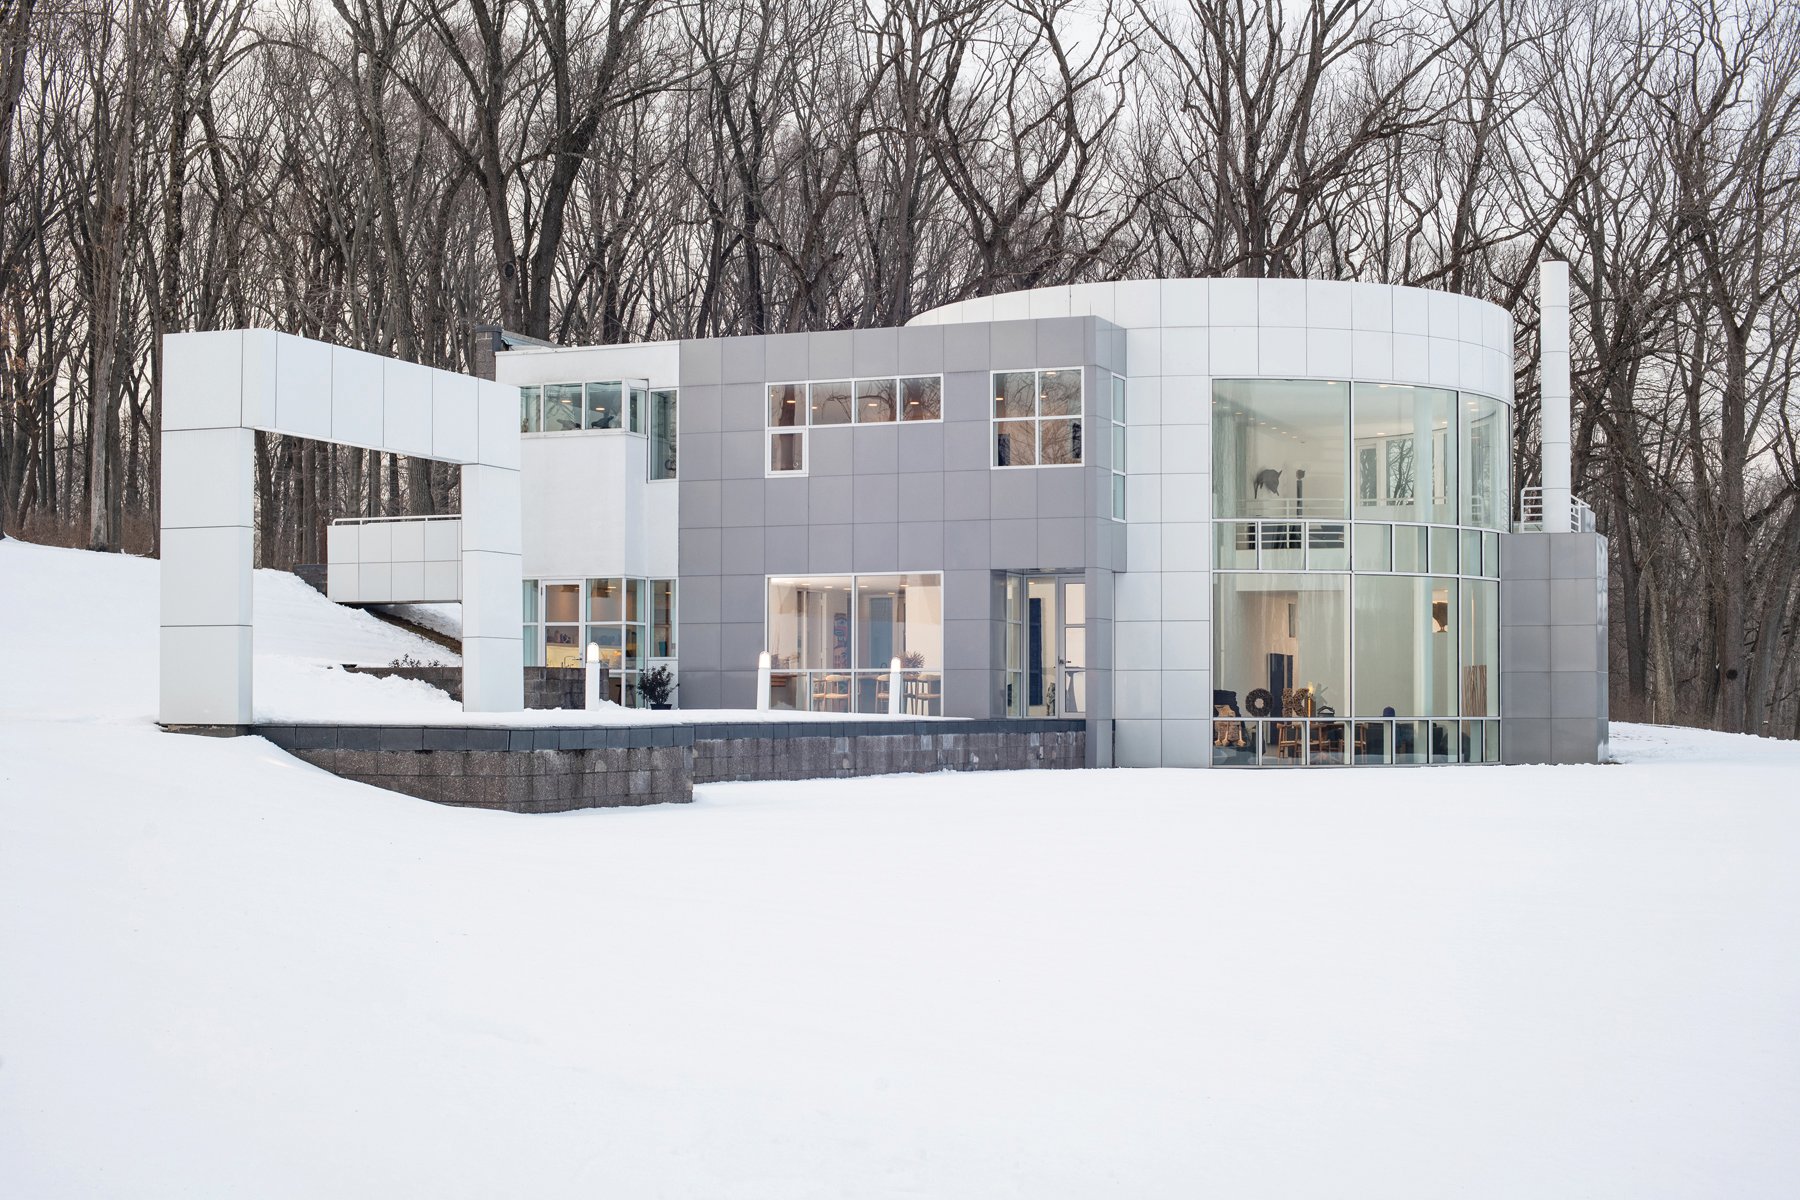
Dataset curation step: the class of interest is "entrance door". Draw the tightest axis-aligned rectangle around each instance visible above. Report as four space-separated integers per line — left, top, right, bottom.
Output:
1022 574 1086 718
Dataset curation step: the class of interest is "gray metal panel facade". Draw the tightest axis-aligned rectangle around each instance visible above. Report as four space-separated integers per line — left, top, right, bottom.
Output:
673 318 1124 750
1499 530 1610 764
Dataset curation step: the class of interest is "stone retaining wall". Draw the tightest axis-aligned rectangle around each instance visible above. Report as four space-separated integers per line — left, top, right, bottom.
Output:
688 723 1084 784
256 719 1087 813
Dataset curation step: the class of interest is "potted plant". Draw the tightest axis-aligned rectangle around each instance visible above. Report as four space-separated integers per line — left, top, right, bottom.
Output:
639 665 676 710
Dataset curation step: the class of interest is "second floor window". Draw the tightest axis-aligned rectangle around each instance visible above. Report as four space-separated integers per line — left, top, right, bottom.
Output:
519 380 649 434
767 375 944 474
993 368 1082 467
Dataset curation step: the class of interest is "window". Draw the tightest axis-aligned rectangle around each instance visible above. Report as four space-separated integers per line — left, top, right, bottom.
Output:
518 379 652 436
1353 523 1391 571
580 578 649 704
1460 392 1509 529
543 383 583 433
1213 379 1349 517
1110 374 1126 520
1003 574 1025 716
629 383 648 434
810 380 853 425
652 579 676 657
521 577 675 705
521 579 542 665
543 581 582 667
765 573 943 714
650 388 677 480
993 368 1083 467
900 376 941 421
1208 375 1513 767
585 381 623 430
1351 384 1456 523
767 374 944 474
768 382 806 474
1351 576 1459 718
1213 574 1349 718
1461 579 1499 717
856 378 896 423
1393 524 1427 572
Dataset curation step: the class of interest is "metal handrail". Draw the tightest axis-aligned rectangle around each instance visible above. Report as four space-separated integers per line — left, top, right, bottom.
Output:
1518 487 1595 533
330 513 462 526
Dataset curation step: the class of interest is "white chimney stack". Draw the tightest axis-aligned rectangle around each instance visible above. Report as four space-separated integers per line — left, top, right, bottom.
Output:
1539 260 1572 532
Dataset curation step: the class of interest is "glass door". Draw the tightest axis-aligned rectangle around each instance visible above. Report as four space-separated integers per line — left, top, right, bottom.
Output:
1020 574 1086 717
1059 578 1087 717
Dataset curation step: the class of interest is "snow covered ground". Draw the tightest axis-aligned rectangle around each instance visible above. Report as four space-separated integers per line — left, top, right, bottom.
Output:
0 538 457 725
3 540 1798 1198
372 599 463 642
0 539 918 726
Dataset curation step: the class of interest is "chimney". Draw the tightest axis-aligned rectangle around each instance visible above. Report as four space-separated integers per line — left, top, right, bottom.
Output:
1538 260 1572 532
471 323 504 381
470 323 559 381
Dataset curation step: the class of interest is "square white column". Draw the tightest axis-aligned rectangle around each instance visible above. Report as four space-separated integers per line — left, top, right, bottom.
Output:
460 462 524 711
159 424 256 725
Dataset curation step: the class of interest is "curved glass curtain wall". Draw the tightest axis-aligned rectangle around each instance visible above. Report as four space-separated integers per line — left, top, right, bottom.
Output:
1211 380 1510 766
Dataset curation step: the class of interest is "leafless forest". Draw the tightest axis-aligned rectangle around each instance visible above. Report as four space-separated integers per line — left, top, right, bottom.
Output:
1 0 1798 736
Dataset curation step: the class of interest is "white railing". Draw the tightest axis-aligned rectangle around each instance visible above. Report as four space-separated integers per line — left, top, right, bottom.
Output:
330 513 462 525
1518 487 1595 533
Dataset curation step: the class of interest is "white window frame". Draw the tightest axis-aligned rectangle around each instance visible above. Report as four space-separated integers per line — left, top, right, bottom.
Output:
762 571 946 714
1207 377 1514 767
766 428 809 477
991 366 1085 470
519 378 652 438
649 387 678 480
765 373 947 478
766 381 808 476
1110 373 1126 520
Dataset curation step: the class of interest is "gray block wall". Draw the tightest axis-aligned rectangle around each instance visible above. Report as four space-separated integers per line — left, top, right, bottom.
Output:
672 318 1126 748
1499 531 1609 764
256 719 1087 812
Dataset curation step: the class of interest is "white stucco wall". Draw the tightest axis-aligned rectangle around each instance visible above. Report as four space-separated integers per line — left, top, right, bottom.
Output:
912 279 1516 767
497 341 680 586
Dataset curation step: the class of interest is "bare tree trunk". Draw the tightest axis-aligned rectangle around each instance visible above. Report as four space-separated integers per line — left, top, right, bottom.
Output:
86 0 143 552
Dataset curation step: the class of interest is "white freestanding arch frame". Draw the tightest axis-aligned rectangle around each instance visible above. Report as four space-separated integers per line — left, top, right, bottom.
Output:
159 330 525 725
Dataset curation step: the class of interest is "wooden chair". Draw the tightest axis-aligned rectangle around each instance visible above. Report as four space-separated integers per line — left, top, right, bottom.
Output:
811 673 851 712
904 676 943 715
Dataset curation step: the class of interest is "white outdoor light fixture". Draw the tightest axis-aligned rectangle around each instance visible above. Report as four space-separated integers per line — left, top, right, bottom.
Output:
756 651 772 712
584 642 602 710
888 656 904 716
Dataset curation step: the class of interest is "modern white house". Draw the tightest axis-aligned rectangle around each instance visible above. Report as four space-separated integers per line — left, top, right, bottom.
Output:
327 268 1609 768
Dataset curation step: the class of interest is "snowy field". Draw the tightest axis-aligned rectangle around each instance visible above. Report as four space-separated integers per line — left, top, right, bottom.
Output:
0 539 915 725
2 540 1798 1198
